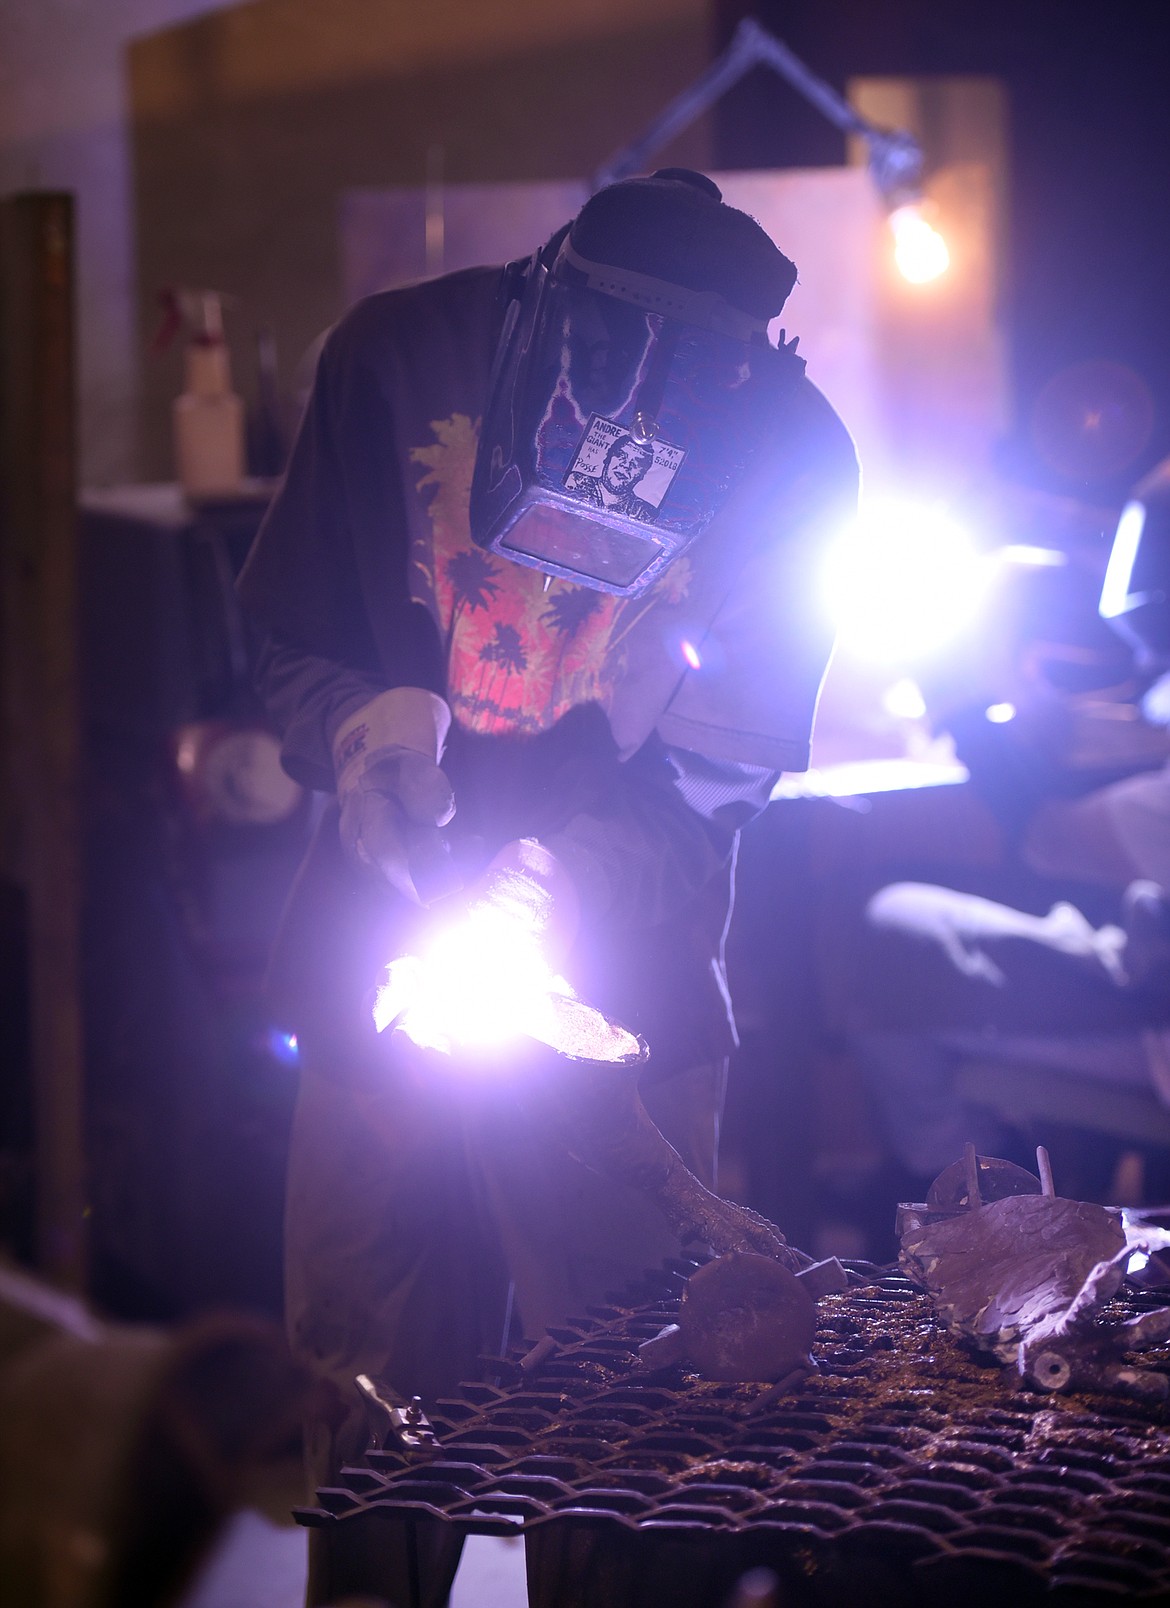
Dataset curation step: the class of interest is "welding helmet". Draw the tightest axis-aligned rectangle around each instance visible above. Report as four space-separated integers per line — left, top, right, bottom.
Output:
470 170 802 595
1100 454 1170 666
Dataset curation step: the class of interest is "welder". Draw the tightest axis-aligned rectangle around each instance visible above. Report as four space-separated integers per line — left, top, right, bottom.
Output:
237 168 857 1605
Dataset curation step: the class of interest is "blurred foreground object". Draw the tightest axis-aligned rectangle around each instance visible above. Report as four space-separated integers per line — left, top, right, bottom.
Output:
0 1260 313 1608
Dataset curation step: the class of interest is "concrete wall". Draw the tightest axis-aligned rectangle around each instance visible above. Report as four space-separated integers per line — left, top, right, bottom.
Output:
0 2 238 485
130 0 716 480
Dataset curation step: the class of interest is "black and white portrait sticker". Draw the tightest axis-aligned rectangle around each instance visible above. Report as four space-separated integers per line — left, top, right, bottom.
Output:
563 415 686 520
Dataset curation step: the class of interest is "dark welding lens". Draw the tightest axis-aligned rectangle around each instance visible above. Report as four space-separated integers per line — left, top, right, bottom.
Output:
499 503 663 588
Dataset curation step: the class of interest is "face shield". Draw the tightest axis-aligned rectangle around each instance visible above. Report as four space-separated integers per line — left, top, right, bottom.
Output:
470 238 797 595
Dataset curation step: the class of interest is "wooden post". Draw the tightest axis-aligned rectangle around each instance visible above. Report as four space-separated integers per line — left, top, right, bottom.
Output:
0 193 87 1288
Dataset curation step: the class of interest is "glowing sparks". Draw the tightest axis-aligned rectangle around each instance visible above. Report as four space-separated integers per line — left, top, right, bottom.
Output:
373 906 567 1058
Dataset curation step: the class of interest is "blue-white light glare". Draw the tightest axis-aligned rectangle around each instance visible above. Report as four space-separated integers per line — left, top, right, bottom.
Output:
985 702 1016 724
1120 1208 1170 1278
1100 501 1146 619
1000 544 1067 569
882 678 927 721
262 1027 300 1066
373 908 566 1060
823 500 992 663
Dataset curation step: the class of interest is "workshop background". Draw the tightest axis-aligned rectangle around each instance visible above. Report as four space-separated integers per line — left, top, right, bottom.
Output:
2 0 1170 1320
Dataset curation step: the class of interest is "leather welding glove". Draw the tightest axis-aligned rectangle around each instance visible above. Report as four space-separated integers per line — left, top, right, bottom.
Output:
470 836 582 980
333 687 461 905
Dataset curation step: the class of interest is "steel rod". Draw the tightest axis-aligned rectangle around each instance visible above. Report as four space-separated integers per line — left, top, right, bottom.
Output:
592 16 922 197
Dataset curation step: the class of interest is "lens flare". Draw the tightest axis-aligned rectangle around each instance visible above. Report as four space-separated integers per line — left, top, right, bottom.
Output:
260 1027 300 1066
889 204 950 284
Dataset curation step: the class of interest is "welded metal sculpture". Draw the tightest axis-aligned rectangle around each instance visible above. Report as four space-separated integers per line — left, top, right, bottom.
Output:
899 1144 1170 1401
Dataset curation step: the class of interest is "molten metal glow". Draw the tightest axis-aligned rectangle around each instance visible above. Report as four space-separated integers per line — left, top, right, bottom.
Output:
373 906 564 1057
890 204 950 284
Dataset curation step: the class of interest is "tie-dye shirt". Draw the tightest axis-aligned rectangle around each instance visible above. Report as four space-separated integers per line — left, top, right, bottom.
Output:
240 265 856 792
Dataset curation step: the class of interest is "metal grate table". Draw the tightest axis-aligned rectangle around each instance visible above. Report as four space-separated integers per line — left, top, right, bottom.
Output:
300 1260 1170 1605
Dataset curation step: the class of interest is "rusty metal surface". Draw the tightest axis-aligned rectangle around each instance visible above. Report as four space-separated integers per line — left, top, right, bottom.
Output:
301 1261 1170 1601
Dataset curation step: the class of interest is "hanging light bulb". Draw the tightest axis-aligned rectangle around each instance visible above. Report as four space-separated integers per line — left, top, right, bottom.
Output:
889 202 950 284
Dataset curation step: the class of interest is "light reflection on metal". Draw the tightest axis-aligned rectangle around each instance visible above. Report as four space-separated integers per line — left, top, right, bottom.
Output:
681 638 702 670
1100 500 1147 619
985 701 1016 724
356 1374 440 1457
771 756 969 800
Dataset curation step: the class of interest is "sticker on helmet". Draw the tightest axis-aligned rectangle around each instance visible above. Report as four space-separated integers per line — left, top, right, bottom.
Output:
563 415 686 521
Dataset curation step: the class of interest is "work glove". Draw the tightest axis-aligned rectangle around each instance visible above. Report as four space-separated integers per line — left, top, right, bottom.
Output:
333 687 461 905
373 837 582 1052
469 836 581 978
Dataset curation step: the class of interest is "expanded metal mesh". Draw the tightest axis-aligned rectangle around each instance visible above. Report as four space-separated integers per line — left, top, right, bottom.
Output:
301 1260 1170 1601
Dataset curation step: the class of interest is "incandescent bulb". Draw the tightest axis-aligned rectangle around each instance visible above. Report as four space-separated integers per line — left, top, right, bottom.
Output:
890 203 950 284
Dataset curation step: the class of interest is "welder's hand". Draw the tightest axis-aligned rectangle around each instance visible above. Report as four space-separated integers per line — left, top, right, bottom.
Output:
470 837 582 979
333 688 461 905
339 749 458 904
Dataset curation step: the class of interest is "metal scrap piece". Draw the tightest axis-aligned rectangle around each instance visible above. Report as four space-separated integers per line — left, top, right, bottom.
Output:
898 1147 1170 1400
355 1375 440 1457
638 1252 847 1383
900 1192 1127 1360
